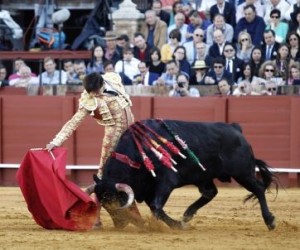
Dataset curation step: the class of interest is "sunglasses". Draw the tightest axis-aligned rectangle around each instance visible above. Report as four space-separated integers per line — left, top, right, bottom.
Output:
265 69 274 72
224 49 234 52
271 16 279 19
268 88 277 91
241 38 248 42
214 66 223 69
195 34 204 37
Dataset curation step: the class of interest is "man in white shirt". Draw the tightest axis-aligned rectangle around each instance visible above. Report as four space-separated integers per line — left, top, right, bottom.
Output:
184 28 206 64
114 47 140 81
39 57 67 85
264 0 290 24
168 12 188 44
206 13 234 47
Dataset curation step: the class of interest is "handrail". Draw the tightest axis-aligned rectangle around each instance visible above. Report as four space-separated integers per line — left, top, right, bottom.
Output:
1 163 300 173
0 50 90 60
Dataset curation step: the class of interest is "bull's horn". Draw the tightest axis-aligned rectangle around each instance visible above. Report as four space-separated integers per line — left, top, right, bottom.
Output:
115 183 135 209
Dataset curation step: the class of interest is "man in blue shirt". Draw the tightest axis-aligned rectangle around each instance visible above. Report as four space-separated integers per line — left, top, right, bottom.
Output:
234 4 266 46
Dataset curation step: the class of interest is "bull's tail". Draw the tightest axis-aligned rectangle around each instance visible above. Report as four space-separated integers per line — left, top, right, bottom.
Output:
256 159 275 189
244 159 278 203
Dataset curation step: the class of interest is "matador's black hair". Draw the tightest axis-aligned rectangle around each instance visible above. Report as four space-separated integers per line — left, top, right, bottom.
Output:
83 72 104 93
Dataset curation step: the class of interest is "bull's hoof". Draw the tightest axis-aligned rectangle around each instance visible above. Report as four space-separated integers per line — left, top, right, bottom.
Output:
267 217 276 231
170 220 185 230
182 214 193 223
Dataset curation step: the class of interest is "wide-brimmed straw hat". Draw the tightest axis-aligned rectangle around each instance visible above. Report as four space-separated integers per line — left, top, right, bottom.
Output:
192 60 209 69
104 31 118 40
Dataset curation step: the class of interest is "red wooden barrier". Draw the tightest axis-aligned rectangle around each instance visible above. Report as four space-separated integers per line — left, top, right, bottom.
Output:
0 95 300 187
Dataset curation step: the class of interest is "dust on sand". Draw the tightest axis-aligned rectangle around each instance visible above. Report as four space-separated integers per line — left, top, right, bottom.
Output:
0 186 299 250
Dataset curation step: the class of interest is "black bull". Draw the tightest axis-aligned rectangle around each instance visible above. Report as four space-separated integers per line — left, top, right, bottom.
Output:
92 119 277 230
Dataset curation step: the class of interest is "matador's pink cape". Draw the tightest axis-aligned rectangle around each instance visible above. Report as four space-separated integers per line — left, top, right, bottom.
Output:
16 148 97 231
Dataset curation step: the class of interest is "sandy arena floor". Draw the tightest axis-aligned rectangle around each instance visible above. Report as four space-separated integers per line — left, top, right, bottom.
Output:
0 186 299 250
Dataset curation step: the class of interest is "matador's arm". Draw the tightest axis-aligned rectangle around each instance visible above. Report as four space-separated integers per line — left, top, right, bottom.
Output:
50 107 89 146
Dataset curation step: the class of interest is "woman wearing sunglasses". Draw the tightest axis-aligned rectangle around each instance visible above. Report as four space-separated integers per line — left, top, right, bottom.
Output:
236 31 254 63
266 9 288 44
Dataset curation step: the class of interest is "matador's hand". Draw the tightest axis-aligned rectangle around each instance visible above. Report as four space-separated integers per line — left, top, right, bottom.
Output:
46 143 56 151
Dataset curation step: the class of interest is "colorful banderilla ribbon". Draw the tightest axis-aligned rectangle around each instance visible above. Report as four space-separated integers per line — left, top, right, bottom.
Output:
158 119 206 171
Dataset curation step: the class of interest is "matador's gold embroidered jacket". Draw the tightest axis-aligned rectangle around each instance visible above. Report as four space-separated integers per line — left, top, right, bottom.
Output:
50 72 132 147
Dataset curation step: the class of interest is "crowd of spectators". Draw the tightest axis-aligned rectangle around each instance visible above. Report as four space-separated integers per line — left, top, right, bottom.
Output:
1 0 300 97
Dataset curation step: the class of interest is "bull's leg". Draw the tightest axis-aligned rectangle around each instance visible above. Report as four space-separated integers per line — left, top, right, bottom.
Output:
234 176 275 230
183 181 218 223
147 186 183 229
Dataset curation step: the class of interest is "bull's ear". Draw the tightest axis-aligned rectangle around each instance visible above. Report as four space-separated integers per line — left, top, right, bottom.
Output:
93 174 102 184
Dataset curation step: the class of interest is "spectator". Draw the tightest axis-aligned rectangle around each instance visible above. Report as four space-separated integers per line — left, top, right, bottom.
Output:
232 81 253 96
204 57 233 85
265 81 279 95
261 29 281 61
266 9 289 44
116 34 131 49
236 0 264 23
160 0 176 12
0 64 9 87
169 1 184 26
39 57 67 85
208 29 230 58
193 41 212 67
161 28 182 63
103 60 132 85
133 33 153 64
132 61 159 86
87 45 105 74
73 60 87 83
256 60 285 86
148 47 166 76
237 62 258 85
236 31 255 63
9 65 39 87
285 0 300 23
264 0 290 25
155 60 186 86
141 9 167 50
286 32 300 61
222 43 244 83
218 78 233 96
274 43 294 83
8 58 36 81
182 2 193 23
63 59 77 84
234 4 266 46
198 0 220 14
210 0 236 28
103 31 123 65
287 61 300 85
152 0 170 25
114 47 140 81
168 12 188 44
190 60 209 85
184 28 206 64
169 73 200 97
172 45 191 76
185 10 211 42
206 13 234 47
249 46 264 77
